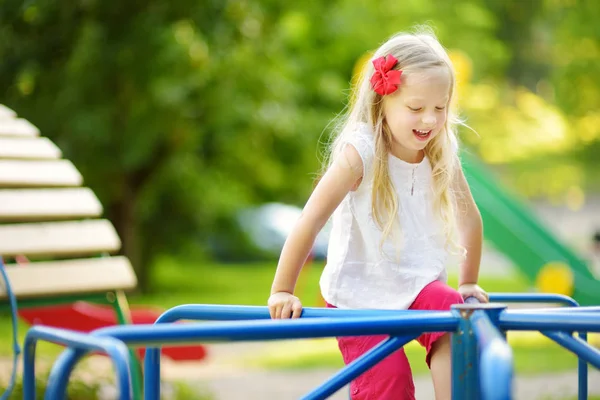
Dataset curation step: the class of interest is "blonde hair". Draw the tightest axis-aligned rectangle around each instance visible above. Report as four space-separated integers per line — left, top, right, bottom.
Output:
326 27 464 255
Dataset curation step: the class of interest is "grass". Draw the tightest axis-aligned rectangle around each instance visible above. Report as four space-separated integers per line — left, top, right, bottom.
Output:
135 256 535 308
0 256 597 379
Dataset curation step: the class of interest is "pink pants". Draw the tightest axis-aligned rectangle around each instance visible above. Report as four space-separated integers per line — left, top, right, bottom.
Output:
327 280 463 400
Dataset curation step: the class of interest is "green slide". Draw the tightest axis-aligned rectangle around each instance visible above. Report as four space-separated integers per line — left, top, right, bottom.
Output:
461 152 600 306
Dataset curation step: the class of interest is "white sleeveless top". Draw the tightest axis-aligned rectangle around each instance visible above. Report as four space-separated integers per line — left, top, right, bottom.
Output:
319 122 449 310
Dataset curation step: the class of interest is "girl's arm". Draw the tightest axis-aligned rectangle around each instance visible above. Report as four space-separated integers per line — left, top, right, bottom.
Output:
269 144 364 318
453 164 487 300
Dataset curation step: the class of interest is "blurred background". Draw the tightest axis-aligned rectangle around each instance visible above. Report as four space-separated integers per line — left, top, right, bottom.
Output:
1 0 600 399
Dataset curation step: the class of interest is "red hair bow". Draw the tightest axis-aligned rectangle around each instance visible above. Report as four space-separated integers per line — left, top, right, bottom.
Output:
370 55 402 96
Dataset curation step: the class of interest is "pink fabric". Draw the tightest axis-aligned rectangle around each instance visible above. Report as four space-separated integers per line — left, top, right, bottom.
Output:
327 280 463 400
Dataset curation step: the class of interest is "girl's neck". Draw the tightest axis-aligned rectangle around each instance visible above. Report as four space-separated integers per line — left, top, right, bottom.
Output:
390 145 425 164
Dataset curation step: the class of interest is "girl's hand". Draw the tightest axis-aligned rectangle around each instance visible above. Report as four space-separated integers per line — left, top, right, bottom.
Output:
268 292 303 319
458 283 489 303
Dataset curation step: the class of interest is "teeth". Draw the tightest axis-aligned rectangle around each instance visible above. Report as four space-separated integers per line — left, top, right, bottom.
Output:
415 129 429 134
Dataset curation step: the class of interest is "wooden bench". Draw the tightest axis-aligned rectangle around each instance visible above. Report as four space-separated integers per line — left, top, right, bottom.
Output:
0 104 145 397
0 103 137 315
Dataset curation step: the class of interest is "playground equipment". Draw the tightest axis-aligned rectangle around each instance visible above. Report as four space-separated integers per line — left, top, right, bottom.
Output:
0 105 206 398
19 293 600 400
461 152 600 305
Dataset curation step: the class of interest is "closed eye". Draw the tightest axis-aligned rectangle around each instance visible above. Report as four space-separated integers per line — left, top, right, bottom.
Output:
407 106 446 112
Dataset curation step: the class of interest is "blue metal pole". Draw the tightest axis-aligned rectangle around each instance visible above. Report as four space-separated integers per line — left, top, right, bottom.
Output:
542 331 600 369
143 343 161 400
94 312 458 345
451 305 479 400
301 335 417 400
152 304 424 322
578 331 588 400
489 293 578 307
470 309 512 400
143 305 432 400
499 311 600 332
514 307 600 313
23 326 131 400
45 349 85 400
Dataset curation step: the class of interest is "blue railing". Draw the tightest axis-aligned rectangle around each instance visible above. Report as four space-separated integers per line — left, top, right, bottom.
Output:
23 326 132 400
43 311 458 400
24 293 600 400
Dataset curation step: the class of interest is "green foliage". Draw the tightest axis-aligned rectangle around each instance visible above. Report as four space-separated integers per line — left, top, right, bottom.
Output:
0 1 598 288
0 374 100 399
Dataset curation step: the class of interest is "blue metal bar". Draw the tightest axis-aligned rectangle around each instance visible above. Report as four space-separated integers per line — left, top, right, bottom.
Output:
471 310 513 400
47 312 458 399
499 311 600 331
514 306 600 313
23 326 131 400
489 293 579 307
0 256 21 400
301 335 417 400
45 348 86 400
451 307 479 400
99 313 458 345
579 331 588 400
144 344 161 399
542 331 600 369
144 304 434 398
153 304 427 323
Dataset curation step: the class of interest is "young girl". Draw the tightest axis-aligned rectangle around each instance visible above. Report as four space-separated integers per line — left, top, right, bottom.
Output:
268 28 488 400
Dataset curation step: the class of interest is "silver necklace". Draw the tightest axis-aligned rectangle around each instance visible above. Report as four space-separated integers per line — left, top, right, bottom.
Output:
411 166 417 196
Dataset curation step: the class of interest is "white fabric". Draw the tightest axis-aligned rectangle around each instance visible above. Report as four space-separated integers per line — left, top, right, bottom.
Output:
319 122 449 310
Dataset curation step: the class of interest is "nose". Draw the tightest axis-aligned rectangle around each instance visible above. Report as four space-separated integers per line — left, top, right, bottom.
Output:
422 114 436 126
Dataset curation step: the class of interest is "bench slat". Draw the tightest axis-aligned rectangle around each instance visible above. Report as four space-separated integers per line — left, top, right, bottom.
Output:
0 118 39 137
0 188 103 221
0 105 16 120
0 137 62 159
0 220 121 257
0 256 137 299
0 160 83 187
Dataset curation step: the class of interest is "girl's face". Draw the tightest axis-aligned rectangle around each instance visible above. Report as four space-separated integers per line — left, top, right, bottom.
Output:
382 67 451 163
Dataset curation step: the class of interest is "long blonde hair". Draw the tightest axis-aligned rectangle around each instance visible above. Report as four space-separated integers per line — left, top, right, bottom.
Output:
326 27 464 255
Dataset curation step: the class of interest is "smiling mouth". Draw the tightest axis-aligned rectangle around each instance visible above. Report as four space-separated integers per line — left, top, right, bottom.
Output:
413 129 432 140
